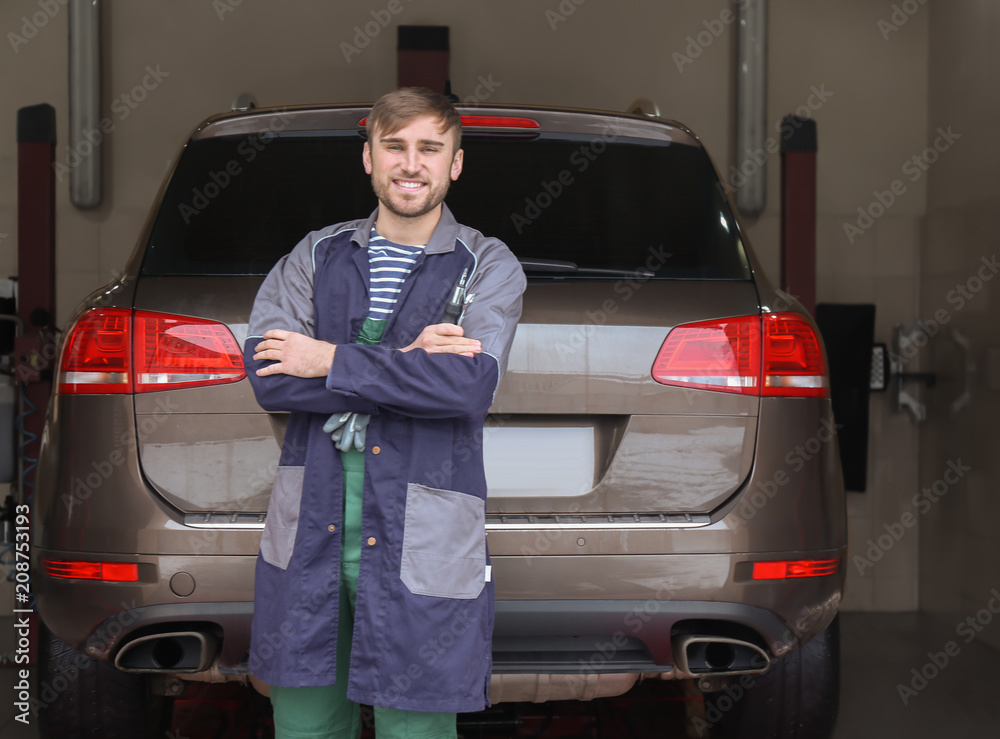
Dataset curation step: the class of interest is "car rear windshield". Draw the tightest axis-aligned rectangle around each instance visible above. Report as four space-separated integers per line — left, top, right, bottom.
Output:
141 131 751 279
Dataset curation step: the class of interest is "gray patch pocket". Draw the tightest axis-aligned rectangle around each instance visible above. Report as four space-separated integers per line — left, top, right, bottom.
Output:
400 483 486 599
259 465 305 570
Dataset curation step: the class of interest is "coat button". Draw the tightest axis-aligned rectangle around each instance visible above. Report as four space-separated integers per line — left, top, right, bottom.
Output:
367 537 376 546
372 446 381 455
328 524 336 533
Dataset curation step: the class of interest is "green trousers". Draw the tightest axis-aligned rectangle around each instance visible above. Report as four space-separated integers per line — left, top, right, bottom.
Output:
270 319 457 739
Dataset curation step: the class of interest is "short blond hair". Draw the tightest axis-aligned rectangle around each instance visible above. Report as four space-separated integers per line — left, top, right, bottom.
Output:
366 87 462 151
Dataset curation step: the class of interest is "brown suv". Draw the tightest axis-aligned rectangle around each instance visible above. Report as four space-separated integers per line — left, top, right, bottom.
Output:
34 102 846 738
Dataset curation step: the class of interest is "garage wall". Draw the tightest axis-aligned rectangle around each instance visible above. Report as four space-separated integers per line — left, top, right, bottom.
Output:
762 1 927 612
0 0 929 610
919 1 1000 651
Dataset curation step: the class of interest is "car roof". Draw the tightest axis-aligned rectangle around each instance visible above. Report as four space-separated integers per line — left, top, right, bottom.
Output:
189 102 702 148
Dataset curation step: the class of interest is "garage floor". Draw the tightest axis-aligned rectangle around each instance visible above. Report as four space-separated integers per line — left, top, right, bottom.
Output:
2 612 998 737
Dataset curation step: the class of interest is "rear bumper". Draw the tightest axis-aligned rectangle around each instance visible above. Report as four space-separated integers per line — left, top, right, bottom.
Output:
491 549 844 667
33 549 257 670
493 599 802 675
35 547 843 675
35 391 845 676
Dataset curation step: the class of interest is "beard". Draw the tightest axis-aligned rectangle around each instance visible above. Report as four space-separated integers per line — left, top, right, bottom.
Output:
370 171 452 219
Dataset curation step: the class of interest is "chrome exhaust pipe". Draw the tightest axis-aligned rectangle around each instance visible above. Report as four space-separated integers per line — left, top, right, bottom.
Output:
674 635 770 677
115 631 216 673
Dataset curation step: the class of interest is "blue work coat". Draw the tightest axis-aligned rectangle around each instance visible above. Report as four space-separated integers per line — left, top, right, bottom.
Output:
243 205 526 713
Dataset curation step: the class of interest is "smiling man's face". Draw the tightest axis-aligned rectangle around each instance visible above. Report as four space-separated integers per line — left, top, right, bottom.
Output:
363 115 463 221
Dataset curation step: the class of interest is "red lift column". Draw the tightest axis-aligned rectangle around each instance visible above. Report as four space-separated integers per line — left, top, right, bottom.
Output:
14 103 57 503
779 115 818 316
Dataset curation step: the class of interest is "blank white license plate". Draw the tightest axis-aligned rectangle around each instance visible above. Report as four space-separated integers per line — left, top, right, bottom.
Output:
483 426 595 498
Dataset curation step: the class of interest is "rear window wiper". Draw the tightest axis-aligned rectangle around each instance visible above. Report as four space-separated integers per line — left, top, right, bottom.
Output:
518 258 655 278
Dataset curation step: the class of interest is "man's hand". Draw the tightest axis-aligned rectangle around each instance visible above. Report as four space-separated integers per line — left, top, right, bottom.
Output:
254 330 336 377
400 323 482 358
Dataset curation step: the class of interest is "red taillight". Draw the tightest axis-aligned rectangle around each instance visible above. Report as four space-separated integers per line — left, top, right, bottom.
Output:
761 313 828 397
59 308 133 393
651 315 761 395
59 308 245 394
358 115 540 129
752 558 839 580
651 313 828 397
132 311 245 392
42 559 139 582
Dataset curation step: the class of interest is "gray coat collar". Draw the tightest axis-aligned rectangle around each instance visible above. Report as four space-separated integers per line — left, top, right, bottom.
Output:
350 203 459 255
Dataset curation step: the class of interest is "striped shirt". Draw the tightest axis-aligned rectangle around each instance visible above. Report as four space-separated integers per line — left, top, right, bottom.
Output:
366 227 425 320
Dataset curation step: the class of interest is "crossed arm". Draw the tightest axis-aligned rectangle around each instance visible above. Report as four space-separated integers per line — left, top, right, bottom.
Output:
247 231 524 418
253 323 482 379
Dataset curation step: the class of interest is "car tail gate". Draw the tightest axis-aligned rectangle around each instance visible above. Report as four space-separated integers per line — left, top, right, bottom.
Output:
486 280 770 515
55 278 277 515
85 106 830 519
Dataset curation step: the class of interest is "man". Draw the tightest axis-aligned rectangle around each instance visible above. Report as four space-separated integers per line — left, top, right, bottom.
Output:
243 87 525 739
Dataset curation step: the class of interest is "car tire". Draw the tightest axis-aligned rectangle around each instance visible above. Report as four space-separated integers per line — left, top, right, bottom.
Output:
706 616 840 739
36 623 172 739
